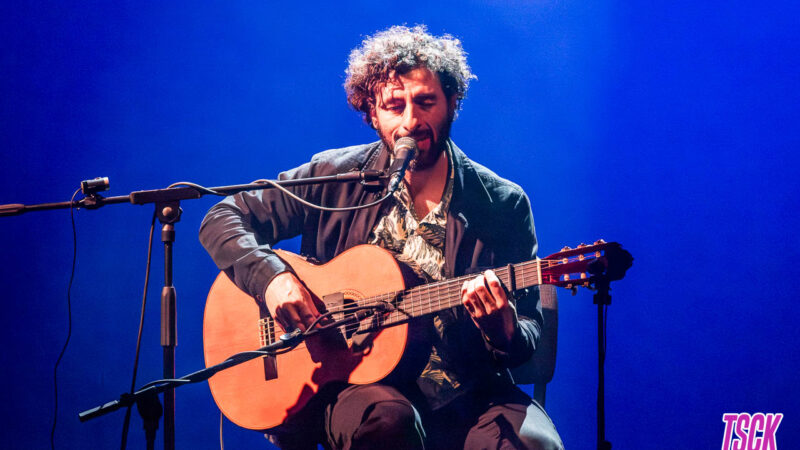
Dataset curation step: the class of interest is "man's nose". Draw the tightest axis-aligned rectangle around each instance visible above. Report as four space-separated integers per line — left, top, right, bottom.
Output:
399 104 421 134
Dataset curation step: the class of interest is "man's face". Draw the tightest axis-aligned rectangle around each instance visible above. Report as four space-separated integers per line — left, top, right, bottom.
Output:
370 67 455 171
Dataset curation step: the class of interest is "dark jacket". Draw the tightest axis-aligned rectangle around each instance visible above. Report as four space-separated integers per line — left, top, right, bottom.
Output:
199 140 543 389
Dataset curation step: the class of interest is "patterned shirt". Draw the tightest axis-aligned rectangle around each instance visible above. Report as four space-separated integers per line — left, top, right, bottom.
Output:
369 143 469 409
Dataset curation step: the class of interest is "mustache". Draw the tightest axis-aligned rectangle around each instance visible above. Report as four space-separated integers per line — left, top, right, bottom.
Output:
395 131 432 146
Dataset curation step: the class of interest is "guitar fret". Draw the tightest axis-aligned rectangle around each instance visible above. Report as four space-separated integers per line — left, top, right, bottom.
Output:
436 281 440 314
536 259 542 286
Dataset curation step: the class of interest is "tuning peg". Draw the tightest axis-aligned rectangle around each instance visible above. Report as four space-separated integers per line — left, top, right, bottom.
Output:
593 239 606 245
561 245 572 251
577 243 588 248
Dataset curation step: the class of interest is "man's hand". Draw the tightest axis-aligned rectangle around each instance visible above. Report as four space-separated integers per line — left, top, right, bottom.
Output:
264 272 320 332
461 270 517 349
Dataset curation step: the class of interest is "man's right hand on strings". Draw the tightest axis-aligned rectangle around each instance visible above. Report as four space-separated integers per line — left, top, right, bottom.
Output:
264 272 321 332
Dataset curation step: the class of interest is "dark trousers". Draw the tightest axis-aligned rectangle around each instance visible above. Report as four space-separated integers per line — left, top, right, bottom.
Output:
271 382 563 450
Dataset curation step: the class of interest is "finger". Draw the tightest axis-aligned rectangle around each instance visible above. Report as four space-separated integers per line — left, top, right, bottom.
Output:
280 294 319 332
473 275 496 314
461 281 476 315
280 304 307 332
274 305 293 332
297 287 322 325
297 303 318 329
297 284 321 318
467 277 488 318
484 270 508 309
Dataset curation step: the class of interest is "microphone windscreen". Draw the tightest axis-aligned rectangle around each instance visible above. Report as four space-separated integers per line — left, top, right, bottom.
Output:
393 137 417 154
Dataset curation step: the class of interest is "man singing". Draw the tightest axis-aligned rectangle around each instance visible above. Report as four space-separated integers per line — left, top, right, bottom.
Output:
200 25 563 450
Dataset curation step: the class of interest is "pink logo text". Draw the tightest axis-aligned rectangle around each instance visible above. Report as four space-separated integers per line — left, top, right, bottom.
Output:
722 413 783 450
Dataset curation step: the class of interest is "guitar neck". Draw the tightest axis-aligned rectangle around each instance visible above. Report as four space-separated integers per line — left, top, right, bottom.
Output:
378 259 543 327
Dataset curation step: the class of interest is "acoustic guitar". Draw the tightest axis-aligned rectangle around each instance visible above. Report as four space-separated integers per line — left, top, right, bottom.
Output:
203 240 631 430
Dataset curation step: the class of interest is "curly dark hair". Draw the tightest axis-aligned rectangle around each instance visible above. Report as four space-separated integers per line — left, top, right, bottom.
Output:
345 25 476 126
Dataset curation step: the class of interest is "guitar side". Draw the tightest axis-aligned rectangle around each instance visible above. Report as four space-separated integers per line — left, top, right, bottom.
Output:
203 245 410 431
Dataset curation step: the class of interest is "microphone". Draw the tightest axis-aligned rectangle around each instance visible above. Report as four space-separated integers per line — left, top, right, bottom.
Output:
80 177 110 195
386 137 417 192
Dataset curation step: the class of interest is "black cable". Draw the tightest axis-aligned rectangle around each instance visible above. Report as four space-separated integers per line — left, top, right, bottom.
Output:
304 303 383 331
219 412 224 450
51 188 81 450
131 303 387 394
120 211 158 449
166 181 224 196
138 379 194 390
249 179 395 212
167 179 396 213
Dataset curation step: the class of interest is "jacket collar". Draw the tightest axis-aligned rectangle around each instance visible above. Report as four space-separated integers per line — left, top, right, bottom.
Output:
447 140 493 225
361 139 493 227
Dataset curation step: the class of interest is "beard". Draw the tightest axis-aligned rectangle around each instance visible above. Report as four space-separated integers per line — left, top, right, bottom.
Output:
377 109 454 172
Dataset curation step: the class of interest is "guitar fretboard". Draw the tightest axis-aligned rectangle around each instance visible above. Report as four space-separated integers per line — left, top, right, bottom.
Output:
369 258 544 328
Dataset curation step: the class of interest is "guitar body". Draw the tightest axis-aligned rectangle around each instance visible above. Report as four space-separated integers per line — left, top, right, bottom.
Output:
203 245 412 431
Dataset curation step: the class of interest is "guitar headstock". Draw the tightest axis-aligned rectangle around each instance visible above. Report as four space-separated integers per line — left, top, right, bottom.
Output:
540 240 633 291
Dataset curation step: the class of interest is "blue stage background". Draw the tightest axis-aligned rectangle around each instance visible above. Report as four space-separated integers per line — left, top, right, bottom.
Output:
2 1 798 448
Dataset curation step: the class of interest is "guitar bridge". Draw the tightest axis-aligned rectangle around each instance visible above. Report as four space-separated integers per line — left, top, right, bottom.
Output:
258 317 278 380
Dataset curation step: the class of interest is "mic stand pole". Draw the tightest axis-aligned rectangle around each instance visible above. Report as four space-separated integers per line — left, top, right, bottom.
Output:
158 201 180 450
585 243 631 450
593 276 612 450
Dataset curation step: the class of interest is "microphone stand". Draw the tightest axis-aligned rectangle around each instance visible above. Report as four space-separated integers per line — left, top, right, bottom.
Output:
585 245 632 450
76 328 308 428
0 169 384 450
78 308 382 446
593 276 612 450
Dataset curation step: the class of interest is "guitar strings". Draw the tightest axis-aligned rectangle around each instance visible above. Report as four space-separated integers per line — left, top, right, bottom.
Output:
267 253 590 319
260 254 600 346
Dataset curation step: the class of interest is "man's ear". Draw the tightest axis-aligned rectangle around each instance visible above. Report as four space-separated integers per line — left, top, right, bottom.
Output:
369 106 378 129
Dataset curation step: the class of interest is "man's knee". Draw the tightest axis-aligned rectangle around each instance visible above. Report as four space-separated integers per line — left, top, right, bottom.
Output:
519 426 564 450
352 399 423 449
465 419 563 450
519 402 564 450
328 384 424 449
464 399 564 450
